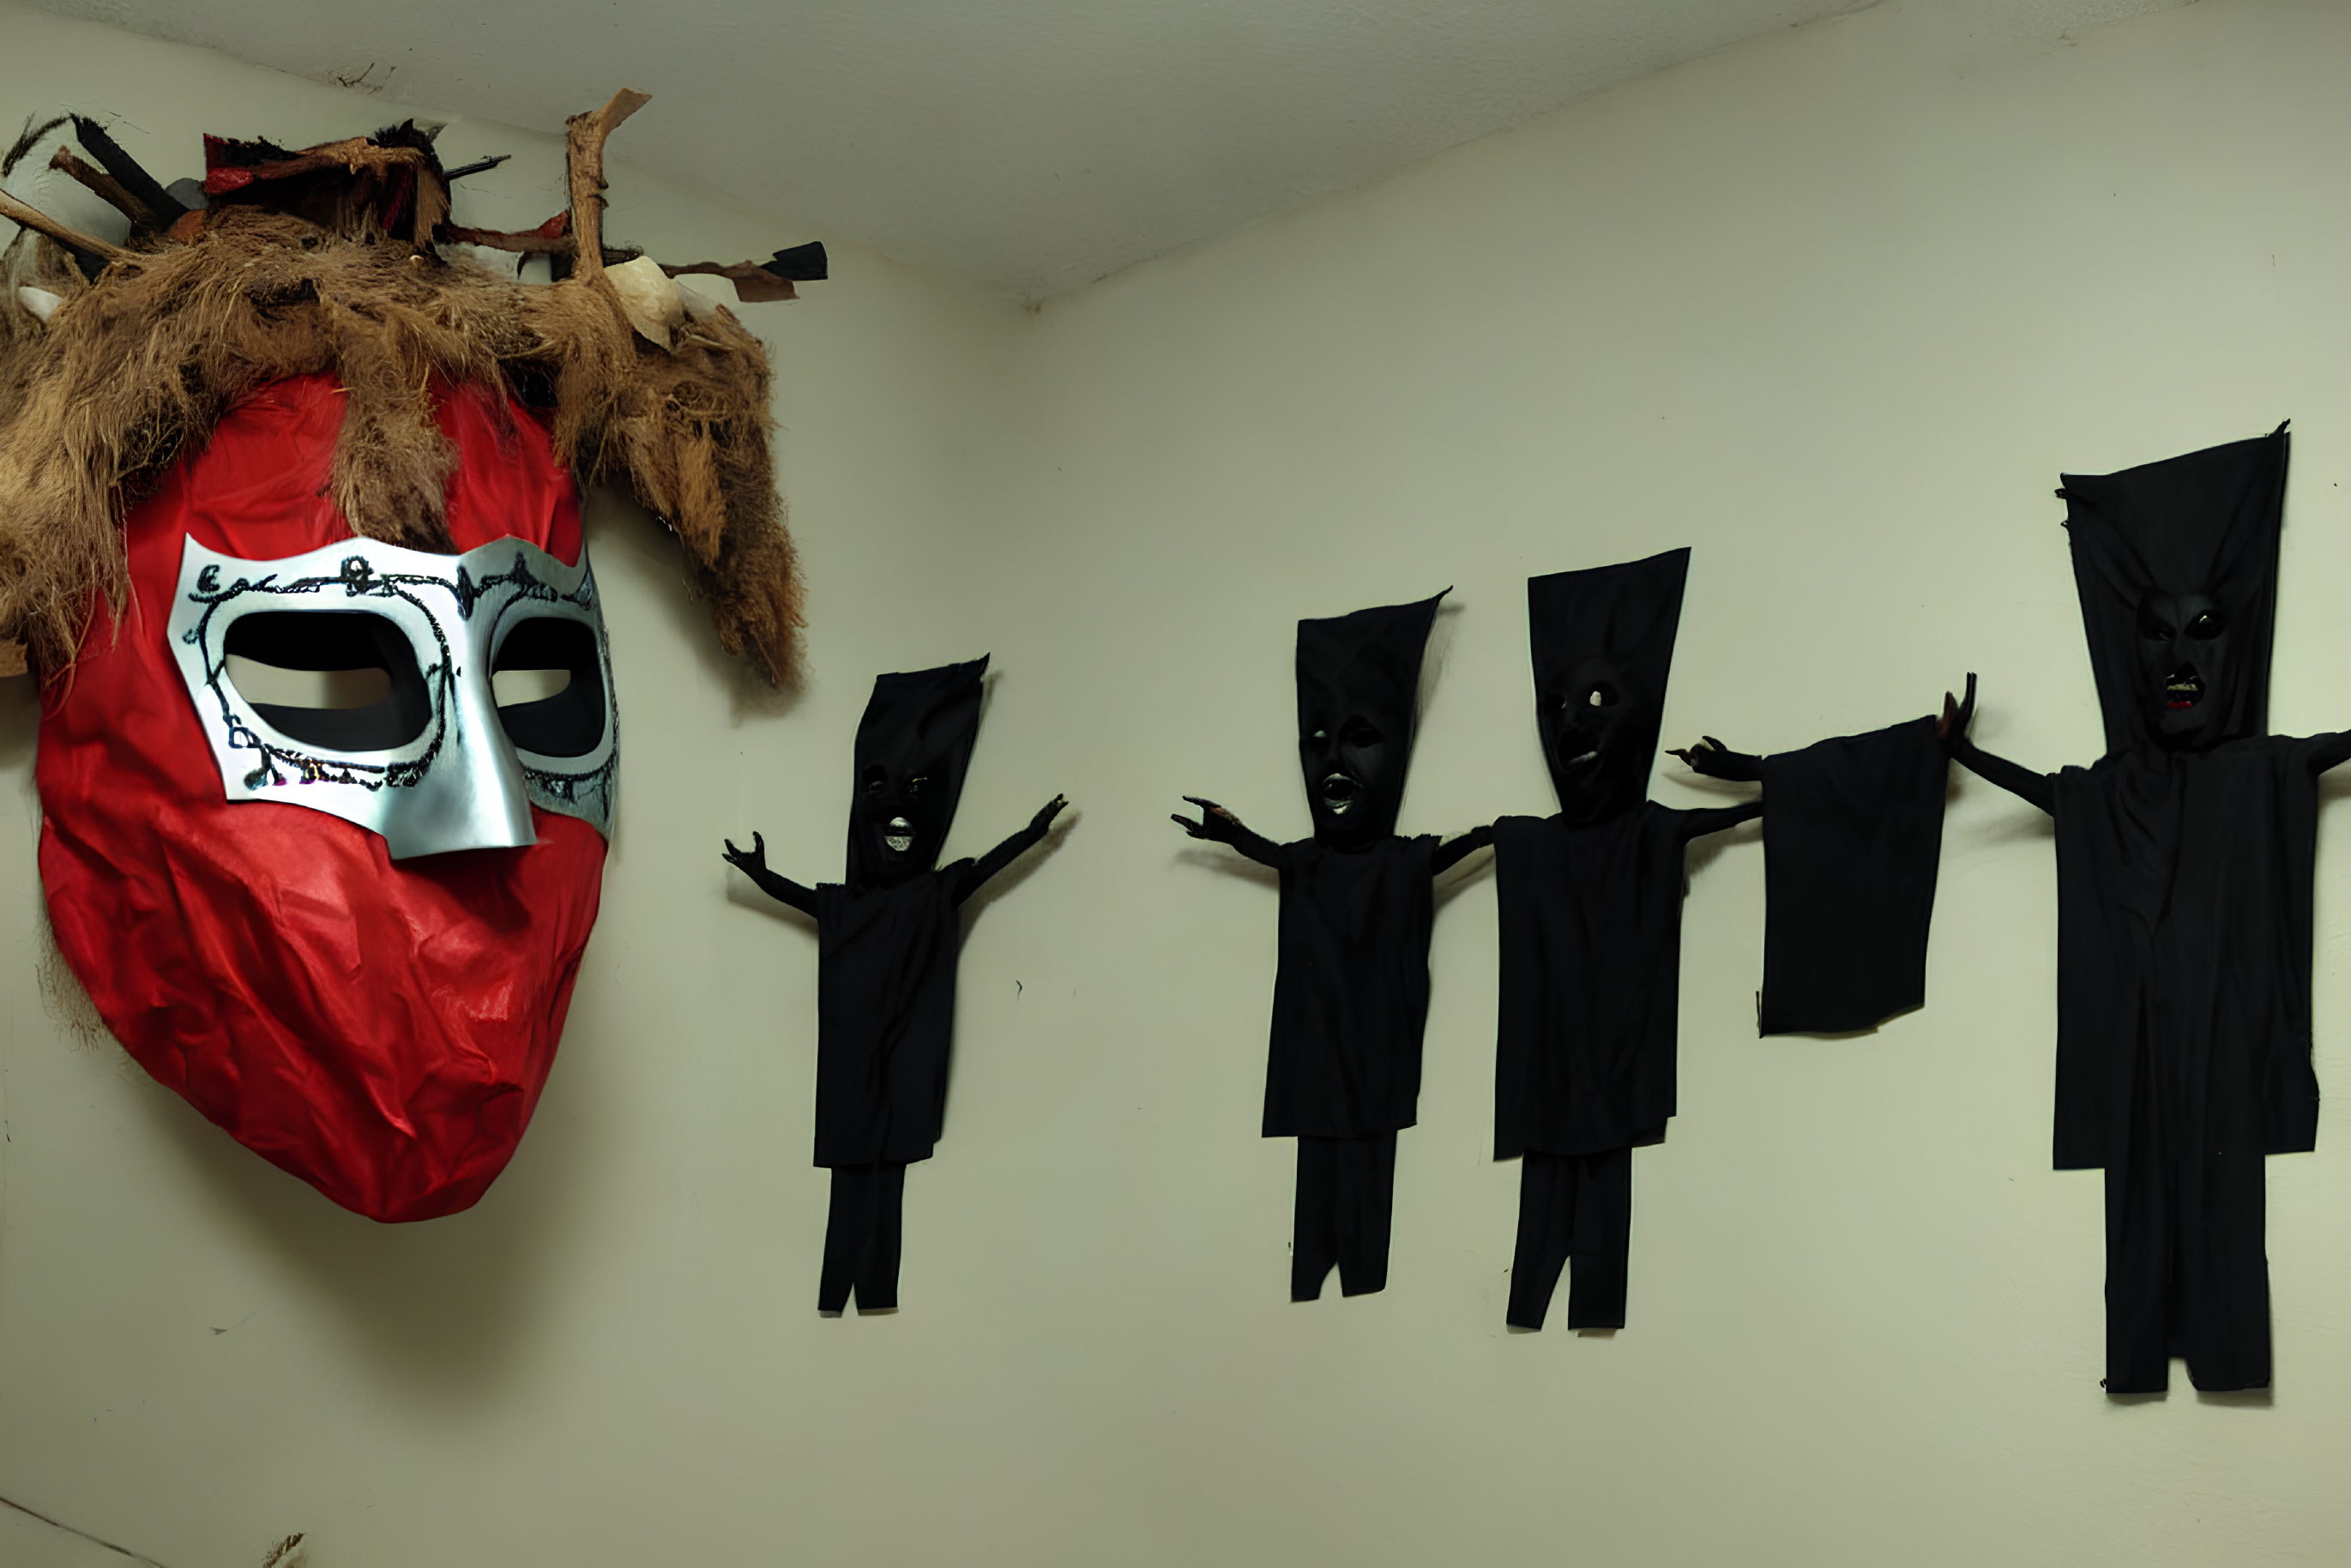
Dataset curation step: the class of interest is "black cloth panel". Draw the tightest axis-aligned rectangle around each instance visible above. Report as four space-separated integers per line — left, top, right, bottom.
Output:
1263 835 1443 1140
1757 715 1949 1034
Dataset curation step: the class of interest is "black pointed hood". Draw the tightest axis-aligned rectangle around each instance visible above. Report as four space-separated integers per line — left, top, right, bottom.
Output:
1527 547 1689 824
1294 592 1446 847
847 656 987 886
2064 426 2288 756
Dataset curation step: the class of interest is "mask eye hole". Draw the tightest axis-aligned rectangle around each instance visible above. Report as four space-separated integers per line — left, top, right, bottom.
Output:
2137 606 2174 641
1340 721 1384 750
2188 609 2228 640
493 616 606 758
225 611 427 751
907 775 931 797
1586 683 1619 709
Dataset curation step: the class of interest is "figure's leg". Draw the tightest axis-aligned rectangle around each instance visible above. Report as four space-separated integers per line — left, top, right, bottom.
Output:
854 1162 908 1312
818 1164 877 1314
2178 1149 2270 1392
1293 1137 1338 1301
2103 1036 2173 1394
1564 1146 1632 1330
1334 1132 1397 1297
1506 1151 1573 1330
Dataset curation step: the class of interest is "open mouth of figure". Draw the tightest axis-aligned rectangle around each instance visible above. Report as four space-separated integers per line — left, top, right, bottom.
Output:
2164 668 2203 711
1319 773 1360 815
883 816 916 853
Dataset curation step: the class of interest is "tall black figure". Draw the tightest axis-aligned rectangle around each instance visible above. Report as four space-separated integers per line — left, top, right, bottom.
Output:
1174 592 1489 1300
1487 549 1760 1330
1943 425 2349 1393
725 656 1066 1313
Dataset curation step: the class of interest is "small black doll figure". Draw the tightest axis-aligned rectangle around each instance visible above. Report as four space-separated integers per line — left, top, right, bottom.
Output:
725 656 1066 1313
1486 549 1761 1331
1174 592 1489 1300
1939 425 2348 1394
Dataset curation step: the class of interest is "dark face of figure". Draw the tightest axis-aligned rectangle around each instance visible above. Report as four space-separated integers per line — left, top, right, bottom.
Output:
1293 593 1445 852
1298 702 1404 851
847 658 987 888
2135 591 2233 751
854 755 956 883
2063 426 2287 757
1538 653 1661 823
1527 548 1689 828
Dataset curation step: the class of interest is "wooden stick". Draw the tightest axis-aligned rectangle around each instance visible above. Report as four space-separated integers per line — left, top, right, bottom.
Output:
0 188 124 264
49 146 149 228
564 87 650 281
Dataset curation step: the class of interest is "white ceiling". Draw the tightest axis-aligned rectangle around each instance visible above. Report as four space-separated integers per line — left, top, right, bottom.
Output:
30 0 2179 300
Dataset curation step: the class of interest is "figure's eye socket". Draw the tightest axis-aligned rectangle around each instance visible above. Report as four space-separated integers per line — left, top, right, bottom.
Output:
225 611 428 751
2188 609 2229 639
1340 721 1385 749
493 616 606 758
2137 607 2174 641
1586 683 1619 709
907 775 930 796
861 768 889 796
1309 728 1329 744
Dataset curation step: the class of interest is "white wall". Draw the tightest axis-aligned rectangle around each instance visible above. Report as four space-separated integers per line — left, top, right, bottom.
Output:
9 1 2351 1564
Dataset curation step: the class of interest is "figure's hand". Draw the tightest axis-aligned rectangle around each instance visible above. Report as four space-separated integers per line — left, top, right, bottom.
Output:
722 830 768 875
1668 736 1761 781
1938 672 1978 747
1031 793 1069 834
1171 795 1244 844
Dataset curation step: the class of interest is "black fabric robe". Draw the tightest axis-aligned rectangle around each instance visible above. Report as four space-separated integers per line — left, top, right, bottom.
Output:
811 865 974 1168
1493 803 1757 1166
1263 833 1443 1141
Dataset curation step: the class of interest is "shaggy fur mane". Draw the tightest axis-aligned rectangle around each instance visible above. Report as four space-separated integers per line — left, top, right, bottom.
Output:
0 107 802 684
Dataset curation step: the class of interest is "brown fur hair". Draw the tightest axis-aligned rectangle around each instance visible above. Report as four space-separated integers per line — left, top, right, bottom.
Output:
0 100 801 684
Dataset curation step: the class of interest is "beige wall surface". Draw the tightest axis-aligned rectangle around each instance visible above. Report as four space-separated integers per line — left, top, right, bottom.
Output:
7 0 2351 1563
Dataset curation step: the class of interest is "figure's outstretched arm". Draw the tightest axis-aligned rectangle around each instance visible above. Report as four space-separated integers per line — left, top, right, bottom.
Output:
958 794 1069 904
1431 823 1494 875
2306 732 2351 775
1172 796 1284 868
1679 798 1765 841
1939 672 2055 815
1668 736 1765 785
722 831 818 916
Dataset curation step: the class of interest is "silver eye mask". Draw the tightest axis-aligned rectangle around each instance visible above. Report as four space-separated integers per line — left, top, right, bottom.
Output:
168 534 618 859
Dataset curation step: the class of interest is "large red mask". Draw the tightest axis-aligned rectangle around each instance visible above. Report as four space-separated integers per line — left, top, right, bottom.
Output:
38 373 608 1221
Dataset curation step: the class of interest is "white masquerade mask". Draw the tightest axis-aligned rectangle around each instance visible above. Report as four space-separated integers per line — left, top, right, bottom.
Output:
168 534 618 859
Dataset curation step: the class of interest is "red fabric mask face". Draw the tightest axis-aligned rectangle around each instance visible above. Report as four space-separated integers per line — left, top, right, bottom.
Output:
37 374 608 1221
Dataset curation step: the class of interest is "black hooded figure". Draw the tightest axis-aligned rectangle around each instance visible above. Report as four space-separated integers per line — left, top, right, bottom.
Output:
1943 425 2351 1393
724 657 1066 1313
1174 592 1490 1300
1486 549 1763 1331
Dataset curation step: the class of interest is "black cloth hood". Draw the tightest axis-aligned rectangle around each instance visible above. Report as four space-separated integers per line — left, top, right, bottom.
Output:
2064 426 2288 756
1294 592 1446 847
847 656 987 886
1527 548 1689 824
